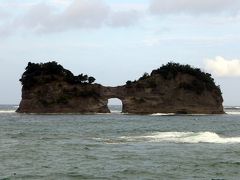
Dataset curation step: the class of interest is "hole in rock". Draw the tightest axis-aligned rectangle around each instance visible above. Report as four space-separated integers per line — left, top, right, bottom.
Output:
107 98 123 114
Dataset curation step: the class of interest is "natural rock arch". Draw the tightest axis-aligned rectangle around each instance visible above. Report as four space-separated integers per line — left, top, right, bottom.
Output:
17 62 224 114
107 98 123 113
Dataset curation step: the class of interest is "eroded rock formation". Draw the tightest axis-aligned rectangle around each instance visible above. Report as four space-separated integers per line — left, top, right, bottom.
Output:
17 62 224 114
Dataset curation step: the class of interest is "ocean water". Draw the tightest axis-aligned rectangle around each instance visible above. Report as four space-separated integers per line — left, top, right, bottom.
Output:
1 105 240 180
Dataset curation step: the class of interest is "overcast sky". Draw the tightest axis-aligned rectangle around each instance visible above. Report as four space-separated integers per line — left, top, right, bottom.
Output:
0 0 240 105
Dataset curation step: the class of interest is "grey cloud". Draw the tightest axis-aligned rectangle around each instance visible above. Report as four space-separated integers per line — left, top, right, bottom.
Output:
0 11 7 19
150 0 240 15
1 0 141 35
18 0 110 33
59 0 110 29
19 3 54 31
0 24 13 37
0 7 12 21
108 10 141 27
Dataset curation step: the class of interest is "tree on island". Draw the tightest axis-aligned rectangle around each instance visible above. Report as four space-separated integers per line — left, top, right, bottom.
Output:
88 76 96 84
125 62 221 96
20 61 96 89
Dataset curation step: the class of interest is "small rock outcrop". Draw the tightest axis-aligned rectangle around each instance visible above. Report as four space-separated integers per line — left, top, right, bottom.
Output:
17 62 224 114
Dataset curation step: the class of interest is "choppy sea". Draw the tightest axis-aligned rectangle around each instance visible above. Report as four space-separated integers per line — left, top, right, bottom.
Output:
1 105 240 180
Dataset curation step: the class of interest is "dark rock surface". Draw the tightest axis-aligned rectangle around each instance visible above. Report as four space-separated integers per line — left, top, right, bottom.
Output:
17 62 224 114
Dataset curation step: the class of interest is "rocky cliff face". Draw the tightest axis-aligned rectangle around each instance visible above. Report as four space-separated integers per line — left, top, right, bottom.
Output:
17 62 224 114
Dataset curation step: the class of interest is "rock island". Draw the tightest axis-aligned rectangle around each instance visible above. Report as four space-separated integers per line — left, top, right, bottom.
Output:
17 62 224 114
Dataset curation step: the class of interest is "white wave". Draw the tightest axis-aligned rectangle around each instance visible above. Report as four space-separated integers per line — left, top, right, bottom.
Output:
120 132 240 144
231 106 240 109
110 110 122 114
151 113 175 116
225 106 240 109
0 110 16 114
151 113 211 116
226 111 240 115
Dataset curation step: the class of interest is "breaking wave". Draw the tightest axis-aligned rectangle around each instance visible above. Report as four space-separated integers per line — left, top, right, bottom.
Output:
151 113 210 116
119 132 240 144
0 110 16 114
110 110 122 114
225 106 240 109
151 113 175 116
224 106 240 115
226 111 240 115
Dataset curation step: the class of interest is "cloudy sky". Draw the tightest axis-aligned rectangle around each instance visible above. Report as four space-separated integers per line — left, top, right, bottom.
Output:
0 0 240 105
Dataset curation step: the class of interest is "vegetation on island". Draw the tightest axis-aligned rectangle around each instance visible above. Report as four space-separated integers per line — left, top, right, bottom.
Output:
126 62 221 96
20 61 96 89
20 61 221 97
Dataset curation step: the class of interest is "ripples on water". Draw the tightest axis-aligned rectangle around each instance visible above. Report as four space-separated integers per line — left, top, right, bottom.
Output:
0 105 240 179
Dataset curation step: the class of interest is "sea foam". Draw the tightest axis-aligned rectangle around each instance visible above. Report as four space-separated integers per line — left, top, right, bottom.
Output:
0 110 16 114
151 113 175 116
226 111 240 115
120 132 240 144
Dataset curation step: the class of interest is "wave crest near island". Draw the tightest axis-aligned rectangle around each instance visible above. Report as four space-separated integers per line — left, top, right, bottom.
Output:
119 132 240 144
